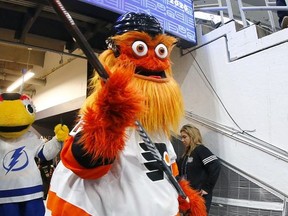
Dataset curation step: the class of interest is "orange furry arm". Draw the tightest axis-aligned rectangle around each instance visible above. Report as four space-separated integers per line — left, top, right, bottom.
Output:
80 63 144 162
178 179 207 216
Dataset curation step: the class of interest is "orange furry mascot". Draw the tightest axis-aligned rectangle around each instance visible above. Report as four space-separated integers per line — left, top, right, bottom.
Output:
47 12 206 216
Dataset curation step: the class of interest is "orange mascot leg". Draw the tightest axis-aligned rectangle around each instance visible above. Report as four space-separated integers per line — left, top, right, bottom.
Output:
178 179 207 216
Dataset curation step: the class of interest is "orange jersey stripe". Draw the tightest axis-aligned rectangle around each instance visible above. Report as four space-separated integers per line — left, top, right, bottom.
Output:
171 162 179 177
47 190 90 216
61 136 112 179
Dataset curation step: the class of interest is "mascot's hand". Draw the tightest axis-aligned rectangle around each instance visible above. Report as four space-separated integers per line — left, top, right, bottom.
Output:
54 124 69 142
96 61 145 127
178 179 207 216
79 61 145 161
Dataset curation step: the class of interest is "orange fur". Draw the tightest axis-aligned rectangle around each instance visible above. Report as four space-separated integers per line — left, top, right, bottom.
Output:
96 33 183 136
79 31 183 160
132 76 183 136
113 31 177 72
80 62 145 160
178 179 207 216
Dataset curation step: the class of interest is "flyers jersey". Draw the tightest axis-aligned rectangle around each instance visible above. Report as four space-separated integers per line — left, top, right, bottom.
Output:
48 129 179 216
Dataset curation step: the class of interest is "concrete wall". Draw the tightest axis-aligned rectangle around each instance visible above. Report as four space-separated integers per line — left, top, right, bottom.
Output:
33 52 87 117
172 22 288 196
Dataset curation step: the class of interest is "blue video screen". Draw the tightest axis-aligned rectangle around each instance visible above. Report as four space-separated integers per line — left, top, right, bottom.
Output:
79 0 196 48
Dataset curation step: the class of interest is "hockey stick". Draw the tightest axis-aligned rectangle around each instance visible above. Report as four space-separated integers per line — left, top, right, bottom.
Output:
48 0 187 200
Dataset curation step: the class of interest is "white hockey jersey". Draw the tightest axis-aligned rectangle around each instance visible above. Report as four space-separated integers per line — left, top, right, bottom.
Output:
48 129 179 216
0 131 62 204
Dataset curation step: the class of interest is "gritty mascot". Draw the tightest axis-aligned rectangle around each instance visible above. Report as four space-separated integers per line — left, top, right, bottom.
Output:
47 12 207 216
0 93 69 216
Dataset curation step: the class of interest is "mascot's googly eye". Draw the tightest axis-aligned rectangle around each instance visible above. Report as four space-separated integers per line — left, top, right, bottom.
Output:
21 98 36 115
132 41 148 57
155 44 168 59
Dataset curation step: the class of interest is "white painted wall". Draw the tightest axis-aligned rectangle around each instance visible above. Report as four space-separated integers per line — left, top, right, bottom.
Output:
33 52 87 114
172 22 288 196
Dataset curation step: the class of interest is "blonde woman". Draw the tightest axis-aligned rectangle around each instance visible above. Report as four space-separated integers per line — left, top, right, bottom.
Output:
177 124 221 214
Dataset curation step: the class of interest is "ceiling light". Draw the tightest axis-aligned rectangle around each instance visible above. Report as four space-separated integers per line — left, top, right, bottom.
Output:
7 71 35 92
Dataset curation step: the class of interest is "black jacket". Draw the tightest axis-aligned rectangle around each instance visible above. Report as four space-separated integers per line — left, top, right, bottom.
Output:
177 144 221 193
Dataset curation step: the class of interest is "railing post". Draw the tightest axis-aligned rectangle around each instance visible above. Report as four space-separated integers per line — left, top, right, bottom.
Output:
218 0 225 25
282 197 287 216
265 0 277 32
237 0 248 27
225 0 234 20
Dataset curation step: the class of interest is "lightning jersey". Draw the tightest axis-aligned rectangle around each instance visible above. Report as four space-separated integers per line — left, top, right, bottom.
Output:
0 131 62 204
47 129 179 216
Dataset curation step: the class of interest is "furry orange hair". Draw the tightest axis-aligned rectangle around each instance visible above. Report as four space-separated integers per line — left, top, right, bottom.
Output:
80 31 183 160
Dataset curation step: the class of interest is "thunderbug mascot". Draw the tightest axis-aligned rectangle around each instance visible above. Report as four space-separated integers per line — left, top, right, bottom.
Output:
47 12 206 216
0 93 69 216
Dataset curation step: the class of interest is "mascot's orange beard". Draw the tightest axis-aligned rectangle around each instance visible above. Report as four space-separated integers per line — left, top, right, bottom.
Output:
132 75 183 136
90 49 184 136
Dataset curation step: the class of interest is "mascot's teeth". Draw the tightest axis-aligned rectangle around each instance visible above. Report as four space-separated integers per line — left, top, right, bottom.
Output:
149 75 162 79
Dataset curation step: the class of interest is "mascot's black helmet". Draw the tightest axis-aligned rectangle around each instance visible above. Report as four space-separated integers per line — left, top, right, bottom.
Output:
112 12 163 36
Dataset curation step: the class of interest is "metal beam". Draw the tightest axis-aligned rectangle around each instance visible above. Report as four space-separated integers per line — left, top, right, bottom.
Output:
15 5 44 43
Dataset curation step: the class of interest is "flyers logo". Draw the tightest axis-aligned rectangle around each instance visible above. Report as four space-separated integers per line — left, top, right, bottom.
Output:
139 142 171 181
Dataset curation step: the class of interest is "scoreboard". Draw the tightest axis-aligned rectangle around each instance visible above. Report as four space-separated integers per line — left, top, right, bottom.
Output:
80 0 196 48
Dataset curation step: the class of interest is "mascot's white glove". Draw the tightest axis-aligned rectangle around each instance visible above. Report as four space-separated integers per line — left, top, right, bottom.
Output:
54 124 69 142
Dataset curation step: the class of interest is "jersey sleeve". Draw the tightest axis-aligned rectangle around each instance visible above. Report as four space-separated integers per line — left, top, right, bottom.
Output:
166 139 177 163
27 131 61 161
41 137 62 161
166 140 179 177
61 133 114 179
197 145 221 192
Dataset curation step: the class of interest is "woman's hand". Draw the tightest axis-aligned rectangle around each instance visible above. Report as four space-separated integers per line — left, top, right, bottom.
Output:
200 189 208 196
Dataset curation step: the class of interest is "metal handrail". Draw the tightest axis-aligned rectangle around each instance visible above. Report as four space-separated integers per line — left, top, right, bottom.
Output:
194 0 288 33
185 111 288 163
185 111 288 213
216 159 288 215
237 0 288 31
194 0 233 25
219 159 288 200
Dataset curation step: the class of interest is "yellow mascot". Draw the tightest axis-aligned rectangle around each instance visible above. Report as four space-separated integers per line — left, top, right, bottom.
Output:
0 92 69 216
47 12 207 216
